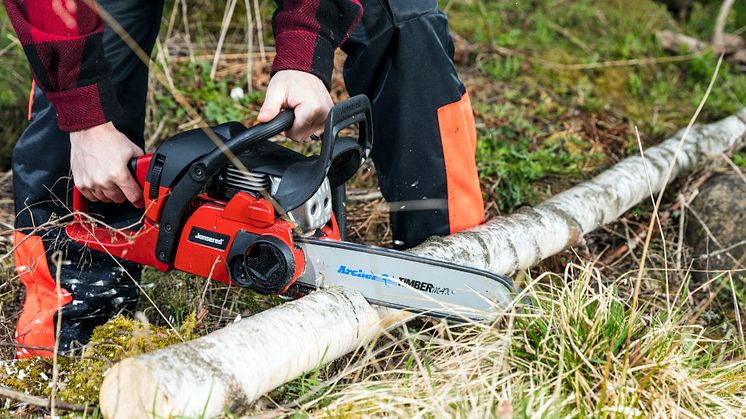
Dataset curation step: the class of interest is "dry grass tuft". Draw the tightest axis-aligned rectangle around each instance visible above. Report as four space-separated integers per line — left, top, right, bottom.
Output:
296 263 746 418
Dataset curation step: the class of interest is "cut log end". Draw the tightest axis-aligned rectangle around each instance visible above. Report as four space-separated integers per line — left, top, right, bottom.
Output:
100 358 174 419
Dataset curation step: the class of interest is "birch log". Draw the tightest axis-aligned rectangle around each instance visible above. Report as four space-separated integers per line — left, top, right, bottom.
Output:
99 110 746 418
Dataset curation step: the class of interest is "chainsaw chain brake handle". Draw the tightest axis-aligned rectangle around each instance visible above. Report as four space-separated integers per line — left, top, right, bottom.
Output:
154 95 373 266
272 94 373 211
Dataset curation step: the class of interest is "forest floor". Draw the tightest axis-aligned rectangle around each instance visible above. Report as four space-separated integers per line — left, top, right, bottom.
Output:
0 0 745 417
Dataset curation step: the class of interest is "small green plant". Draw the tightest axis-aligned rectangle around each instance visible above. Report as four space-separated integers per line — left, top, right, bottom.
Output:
0 314 198 407
152 60 265 143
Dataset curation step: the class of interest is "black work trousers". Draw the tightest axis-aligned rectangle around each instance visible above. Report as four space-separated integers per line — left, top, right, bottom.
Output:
12 0 483 356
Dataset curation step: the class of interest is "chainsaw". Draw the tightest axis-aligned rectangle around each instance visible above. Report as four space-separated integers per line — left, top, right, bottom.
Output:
66 95 517 320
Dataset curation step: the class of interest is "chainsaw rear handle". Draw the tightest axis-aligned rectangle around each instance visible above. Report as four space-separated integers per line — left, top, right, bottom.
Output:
128 158 139 179
72 153 150 213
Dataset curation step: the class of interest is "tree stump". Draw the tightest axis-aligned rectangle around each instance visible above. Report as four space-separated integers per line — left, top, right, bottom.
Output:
686 173 746 280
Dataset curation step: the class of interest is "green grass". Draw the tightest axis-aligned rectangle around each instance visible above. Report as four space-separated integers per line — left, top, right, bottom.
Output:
0 10 30 171
153 60 265 132
0 1 744 416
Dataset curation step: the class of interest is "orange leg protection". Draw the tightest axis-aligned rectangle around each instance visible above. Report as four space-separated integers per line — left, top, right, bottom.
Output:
437 92 485 234
13 232 72 358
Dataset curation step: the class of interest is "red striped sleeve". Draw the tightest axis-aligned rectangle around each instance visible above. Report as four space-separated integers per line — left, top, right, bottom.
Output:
272 0 363 90
3 0 121 132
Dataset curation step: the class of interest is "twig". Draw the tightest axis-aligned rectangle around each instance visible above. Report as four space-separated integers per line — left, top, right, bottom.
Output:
253 0 267 62
676 193 687 272
729 271 746 357
211 0 239 81
245 0 254 93
170 51 276 63
347 191 383 202
155 38 175 90
163 0 179 42
695 238 746 259
0 385 93 413
545 20 592 54
0 42 16 59
0 386 94 413
720 154 746 184
621 53 725 394
146 116 167 149
51 250 64 416
686 205 745 268
487 46 700 71
0 342 61 351
180 0 195 64
713 0 736 47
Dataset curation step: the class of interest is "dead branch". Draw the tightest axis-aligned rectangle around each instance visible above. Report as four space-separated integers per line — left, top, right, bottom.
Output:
0 385 94 414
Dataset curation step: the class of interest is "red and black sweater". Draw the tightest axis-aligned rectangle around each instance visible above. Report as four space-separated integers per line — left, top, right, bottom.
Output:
3 0 363 132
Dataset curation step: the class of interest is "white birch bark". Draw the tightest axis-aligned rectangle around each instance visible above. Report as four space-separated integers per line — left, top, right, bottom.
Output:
99 110 746 418
415 110 746 274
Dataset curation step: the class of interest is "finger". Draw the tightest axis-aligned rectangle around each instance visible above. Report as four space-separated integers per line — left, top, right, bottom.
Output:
131 145 145 157
102 186 127 204
118 174 144 208
257 84 286 122
91 188 112 203
79 187 98 203
287 103 324 141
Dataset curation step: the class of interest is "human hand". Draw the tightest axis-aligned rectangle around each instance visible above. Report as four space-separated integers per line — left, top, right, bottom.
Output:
70 122 144 208
257 70 333 142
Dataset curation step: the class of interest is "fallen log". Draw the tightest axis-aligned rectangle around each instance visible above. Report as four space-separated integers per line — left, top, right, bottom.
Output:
100 110 746 418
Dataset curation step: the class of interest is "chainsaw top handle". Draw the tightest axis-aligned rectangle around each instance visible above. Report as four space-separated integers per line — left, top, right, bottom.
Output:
273 94 372 211
153 95 372 266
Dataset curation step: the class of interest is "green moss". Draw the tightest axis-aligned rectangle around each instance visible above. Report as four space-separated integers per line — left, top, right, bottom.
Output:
1 314 198 406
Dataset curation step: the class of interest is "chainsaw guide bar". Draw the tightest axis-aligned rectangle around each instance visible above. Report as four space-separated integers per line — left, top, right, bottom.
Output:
295 237 516 321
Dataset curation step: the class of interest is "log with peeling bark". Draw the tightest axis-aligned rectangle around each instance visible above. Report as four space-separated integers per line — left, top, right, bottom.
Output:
99 110 746 418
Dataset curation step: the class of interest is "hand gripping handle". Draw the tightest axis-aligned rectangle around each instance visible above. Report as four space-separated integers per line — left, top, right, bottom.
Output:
71 157 143 213
72 153 153 214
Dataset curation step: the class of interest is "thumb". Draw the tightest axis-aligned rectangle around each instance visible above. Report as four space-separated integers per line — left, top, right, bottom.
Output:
257 85 286 122
131 145 145 157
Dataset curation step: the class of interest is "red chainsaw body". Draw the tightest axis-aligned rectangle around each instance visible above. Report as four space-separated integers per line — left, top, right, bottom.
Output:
65 96 371 295
66 171 340 290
